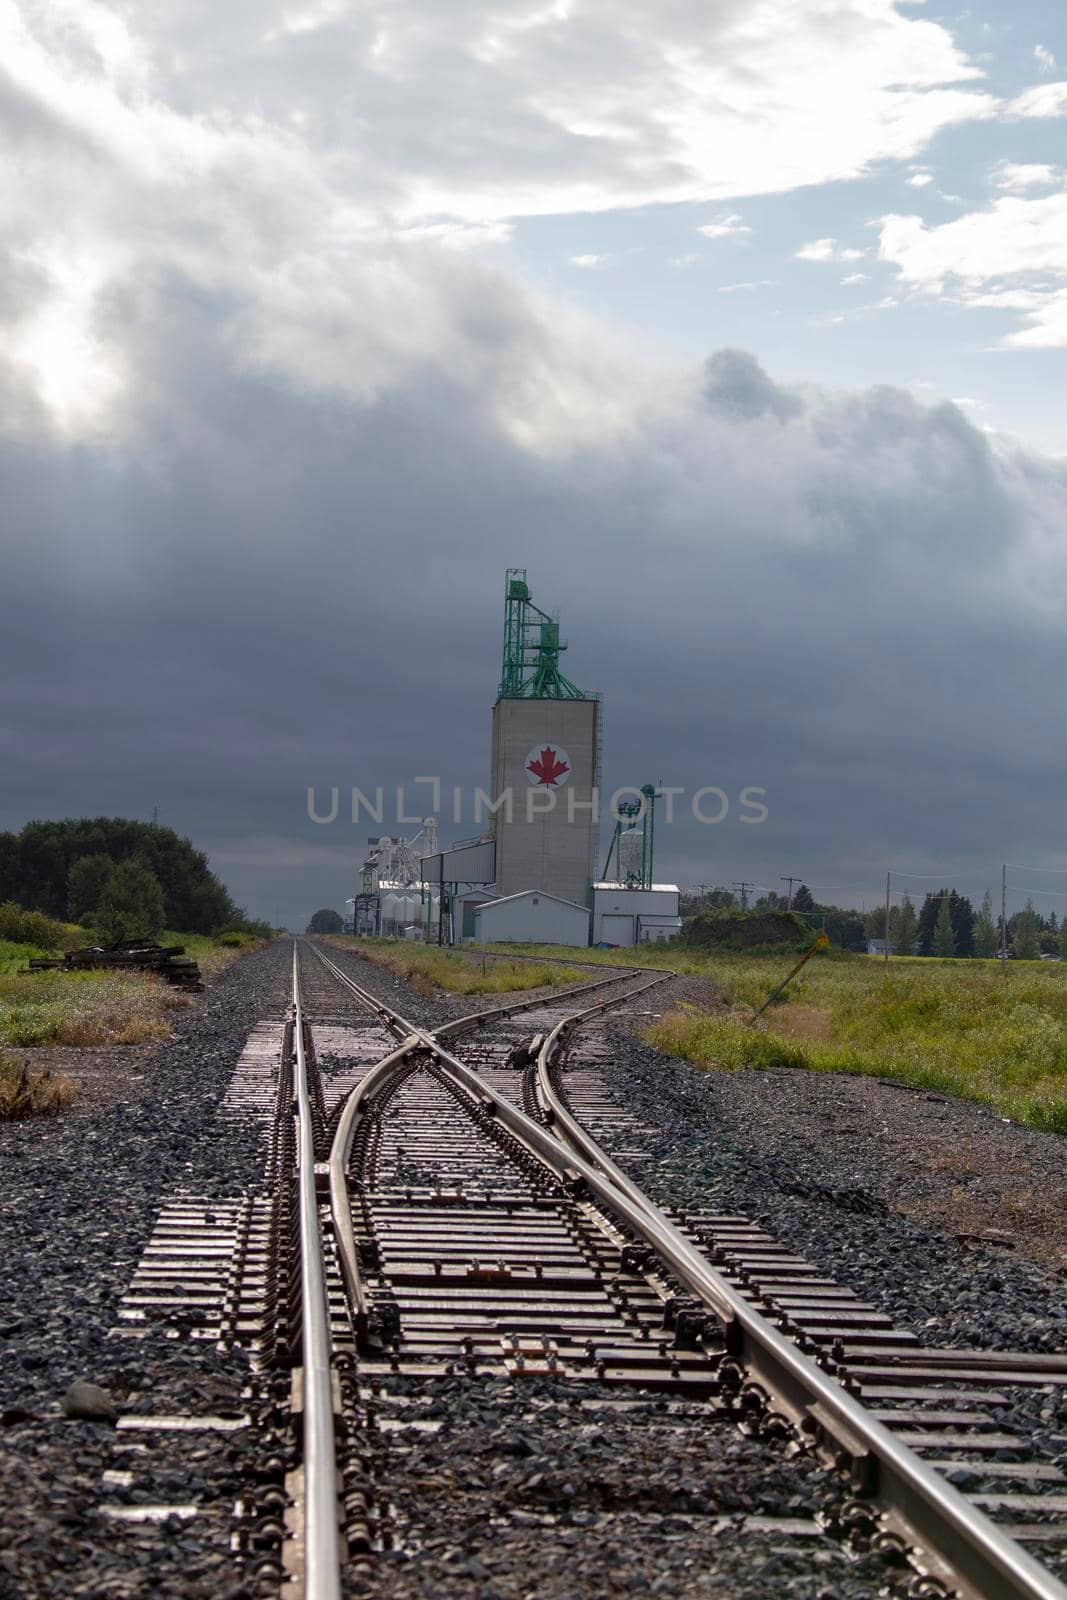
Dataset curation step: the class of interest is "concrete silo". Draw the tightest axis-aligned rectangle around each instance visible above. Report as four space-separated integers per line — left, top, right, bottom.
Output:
489 571 600 910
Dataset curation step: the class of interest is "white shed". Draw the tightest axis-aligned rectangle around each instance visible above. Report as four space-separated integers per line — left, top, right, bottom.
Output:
474 890 591 947
591 883 682 947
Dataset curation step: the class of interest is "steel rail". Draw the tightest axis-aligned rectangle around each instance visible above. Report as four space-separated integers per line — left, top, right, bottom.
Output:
307 940 662 1342
306 936 649 1042
290 944 343 1600
328 1033 421 1340
534 1018 1067 1600
306 943 1067 1598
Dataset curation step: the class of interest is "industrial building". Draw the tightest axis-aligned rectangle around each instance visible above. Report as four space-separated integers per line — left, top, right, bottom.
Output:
394 569 681 948
473 890 592 946
591 884 681 946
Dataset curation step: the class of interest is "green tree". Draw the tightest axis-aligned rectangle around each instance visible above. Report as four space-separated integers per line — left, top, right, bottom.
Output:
1013 899 1041 961
93 861 166 944
932 895 956 958
1059 921 1067 962
973 890 999 959
67 854 115 924
918 888 975 956
894 895 918 956
307 908 343 934
0 817 238 931
791 883 815 913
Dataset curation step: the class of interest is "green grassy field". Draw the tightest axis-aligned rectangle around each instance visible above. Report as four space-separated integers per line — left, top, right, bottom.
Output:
649 952 1067 1134
326 937 587 996
0 930 265 1050
480 941 1067 1134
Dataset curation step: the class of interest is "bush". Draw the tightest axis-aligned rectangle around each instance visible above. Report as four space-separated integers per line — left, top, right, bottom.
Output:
0 902 73 952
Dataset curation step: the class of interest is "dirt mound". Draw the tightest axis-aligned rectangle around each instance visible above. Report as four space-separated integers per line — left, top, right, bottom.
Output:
683 909 811 951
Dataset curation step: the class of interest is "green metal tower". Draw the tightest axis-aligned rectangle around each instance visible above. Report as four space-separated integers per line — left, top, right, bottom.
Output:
499 569 591 700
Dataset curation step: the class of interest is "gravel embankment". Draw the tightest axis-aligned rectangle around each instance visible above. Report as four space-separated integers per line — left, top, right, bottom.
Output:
0 939 292 1600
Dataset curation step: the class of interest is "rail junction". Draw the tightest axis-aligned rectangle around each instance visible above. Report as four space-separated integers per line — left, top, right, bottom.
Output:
108 939 1067 1599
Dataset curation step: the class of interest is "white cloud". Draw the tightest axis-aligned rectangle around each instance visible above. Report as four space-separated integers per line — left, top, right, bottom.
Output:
571 254 607 268
991 161 1060 191
1005 81 1067 118
0 0 1058 436
841 272 867 285
717 280 773 293
697 214 751 240
907 171 934 187
1034 45 1057 74
878 187 1067 346
796 238 865 262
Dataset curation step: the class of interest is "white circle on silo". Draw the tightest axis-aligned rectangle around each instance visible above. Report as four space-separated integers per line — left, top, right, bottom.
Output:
524 743 572 787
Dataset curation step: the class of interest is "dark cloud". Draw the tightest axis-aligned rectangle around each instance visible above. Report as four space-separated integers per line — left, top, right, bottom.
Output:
702 348 803 423
3 285 1067 928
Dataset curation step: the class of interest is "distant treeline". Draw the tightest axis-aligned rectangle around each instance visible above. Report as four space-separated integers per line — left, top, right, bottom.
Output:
680 882 1064 958
0 818 262 937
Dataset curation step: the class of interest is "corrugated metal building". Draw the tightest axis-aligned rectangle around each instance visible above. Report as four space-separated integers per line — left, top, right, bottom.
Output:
474 891 591 946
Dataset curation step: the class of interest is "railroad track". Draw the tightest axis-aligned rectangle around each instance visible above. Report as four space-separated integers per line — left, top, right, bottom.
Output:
276 939 1067 1600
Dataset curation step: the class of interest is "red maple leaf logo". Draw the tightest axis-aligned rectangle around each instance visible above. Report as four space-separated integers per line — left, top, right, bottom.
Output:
527 746 570 786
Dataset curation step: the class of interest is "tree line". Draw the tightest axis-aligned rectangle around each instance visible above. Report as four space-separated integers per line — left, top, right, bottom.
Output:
863 888 1059 960
680 883 1061 959
0 818 269 941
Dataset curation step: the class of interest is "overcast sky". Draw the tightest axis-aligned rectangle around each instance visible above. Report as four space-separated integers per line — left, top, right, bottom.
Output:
3 0 1067 929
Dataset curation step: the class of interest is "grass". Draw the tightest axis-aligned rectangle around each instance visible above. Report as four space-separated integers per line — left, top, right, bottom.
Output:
0 967 190 1048
0 1056 77 1119
325 937 588 996
0 929 269 1049
471 940 713 973
0 939 54 975
638 950 1067 1135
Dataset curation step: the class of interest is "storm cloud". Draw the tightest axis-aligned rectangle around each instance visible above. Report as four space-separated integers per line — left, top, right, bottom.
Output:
5 293 1066 923
3 2 1067 926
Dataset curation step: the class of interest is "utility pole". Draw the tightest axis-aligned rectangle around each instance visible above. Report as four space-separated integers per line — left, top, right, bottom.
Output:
885 871 891 964
733 880 753 911
780 875 805 911
1001 862 1008 971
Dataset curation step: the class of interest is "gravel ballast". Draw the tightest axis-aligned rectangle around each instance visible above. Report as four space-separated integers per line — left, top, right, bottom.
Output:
5 940 1064 1598
0 939 291 1599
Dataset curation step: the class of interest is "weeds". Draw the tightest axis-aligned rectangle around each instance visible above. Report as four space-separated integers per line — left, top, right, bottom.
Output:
0 1056 76 1119
328 938 586 995
0 968 187 1048
643 954 1067 1134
